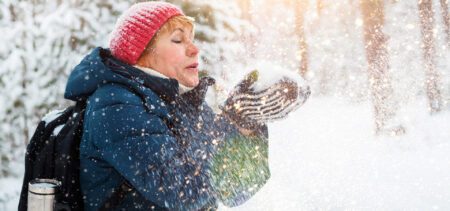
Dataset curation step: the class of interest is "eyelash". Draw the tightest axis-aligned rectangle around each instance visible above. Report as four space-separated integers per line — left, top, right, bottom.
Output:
171 38 195 44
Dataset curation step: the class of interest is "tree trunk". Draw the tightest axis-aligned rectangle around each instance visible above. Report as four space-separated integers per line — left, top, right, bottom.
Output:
360 0 403 135
440 0 450 46
294 0 309 77
317 0 323 16
418 0 442 113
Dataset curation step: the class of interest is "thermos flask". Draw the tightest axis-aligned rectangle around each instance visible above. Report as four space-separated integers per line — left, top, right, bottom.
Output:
27 179 61 211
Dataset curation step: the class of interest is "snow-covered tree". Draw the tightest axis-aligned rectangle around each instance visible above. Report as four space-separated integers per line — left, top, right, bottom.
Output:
360 0 404 134
293 0 310 76
418 0 443 113
440 0 450 47
0 0 132 177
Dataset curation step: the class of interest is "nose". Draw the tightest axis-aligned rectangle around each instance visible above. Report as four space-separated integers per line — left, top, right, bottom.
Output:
187 41 200 57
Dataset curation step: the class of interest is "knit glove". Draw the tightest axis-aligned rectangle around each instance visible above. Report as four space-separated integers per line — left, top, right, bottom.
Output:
220 70 310 130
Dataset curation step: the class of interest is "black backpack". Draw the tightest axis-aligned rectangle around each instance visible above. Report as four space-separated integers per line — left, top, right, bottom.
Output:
18 101 132 211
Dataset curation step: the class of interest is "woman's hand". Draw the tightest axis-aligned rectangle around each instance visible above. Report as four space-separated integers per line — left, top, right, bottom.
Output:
220 70 310 131
222 111 255 135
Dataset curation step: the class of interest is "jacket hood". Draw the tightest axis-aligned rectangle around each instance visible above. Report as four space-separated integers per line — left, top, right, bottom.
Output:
64 47 180 103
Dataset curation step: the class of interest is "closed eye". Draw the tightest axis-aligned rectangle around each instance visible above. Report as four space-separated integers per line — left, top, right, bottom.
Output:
171 40 182 44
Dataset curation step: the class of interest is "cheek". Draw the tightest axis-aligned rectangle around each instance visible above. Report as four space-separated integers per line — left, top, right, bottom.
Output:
154 48 184 78
160 48 184 66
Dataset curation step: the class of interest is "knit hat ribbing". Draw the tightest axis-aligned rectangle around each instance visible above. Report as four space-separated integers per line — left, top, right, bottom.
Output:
109 2 184 65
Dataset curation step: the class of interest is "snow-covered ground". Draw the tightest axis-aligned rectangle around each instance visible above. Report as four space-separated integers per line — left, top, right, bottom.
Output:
220 97 450 210
2 97 449 210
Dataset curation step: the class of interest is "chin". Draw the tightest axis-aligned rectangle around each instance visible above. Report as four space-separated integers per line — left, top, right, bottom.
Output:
181 77 199 87
189 79 199 87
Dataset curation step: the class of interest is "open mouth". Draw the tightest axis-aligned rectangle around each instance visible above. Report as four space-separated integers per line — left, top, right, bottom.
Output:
186 63 198 72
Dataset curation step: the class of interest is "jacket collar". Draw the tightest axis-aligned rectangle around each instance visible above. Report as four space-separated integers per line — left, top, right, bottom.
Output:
100 48 214 109
181 77 215 110
100 48 180 104
134 65 195 94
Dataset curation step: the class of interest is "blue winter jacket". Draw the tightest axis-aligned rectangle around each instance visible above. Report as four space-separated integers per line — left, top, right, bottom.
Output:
64 47 269 210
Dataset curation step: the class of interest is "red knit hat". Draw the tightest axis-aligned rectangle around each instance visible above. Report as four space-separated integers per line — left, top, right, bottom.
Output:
109 2 184 65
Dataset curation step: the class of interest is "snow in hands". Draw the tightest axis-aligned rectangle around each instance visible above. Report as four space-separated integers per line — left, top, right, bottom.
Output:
221 62 311 130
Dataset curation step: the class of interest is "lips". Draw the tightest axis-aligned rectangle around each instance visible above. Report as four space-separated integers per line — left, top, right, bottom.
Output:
186 63 198 72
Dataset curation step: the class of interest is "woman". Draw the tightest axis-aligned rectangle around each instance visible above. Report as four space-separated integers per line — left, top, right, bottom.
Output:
65 2 306 210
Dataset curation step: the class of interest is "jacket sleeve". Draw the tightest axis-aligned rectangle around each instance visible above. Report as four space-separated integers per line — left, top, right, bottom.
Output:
87 102 215 211
205 104 271 207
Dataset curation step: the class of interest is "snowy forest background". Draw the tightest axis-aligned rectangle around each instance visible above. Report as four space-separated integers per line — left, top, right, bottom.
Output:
1 0 449 210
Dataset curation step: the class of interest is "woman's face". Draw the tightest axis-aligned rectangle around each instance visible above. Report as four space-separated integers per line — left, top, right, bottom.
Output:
138 26 200 87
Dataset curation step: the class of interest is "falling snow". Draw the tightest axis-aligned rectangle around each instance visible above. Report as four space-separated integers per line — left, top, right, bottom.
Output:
1 0 449 210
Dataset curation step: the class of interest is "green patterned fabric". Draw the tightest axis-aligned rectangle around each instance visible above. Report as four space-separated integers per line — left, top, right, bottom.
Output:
210 131 270 207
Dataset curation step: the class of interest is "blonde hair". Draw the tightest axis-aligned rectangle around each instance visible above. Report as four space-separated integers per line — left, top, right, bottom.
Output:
139 15 194 57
